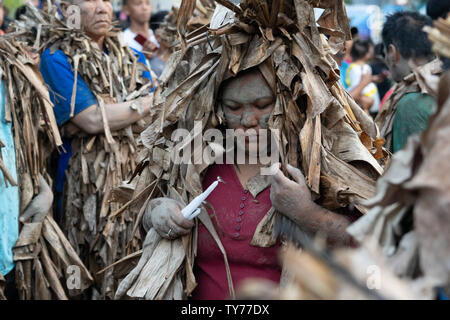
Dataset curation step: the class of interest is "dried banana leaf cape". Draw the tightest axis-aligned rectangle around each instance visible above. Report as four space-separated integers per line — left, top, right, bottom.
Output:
9 4 156 299
116 0 388 300
0 33 94 299
348 16 450 298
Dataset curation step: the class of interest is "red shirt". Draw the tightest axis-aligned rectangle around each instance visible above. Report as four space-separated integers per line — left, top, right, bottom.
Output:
191 164 281 300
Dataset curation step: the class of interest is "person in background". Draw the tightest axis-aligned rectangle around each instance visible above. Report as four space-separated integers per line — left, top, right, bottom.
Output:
39 0 156 297
41 0 155 221
369 43 391 117
122 0 159 60
426 0 450 20
147 11 171 77
150 27 170 77
371 44 391 101
377 11 439 153
343 26 359 65
345 39 381 116
142 10 169 77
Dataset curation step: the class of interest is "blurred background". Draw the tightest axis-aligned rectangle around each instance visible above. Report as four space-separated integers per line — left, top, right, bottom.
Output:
1 0 430 33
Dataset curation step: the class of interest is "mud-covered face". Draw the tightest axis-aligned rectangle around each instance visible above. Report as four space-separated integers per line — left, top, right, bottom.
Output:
72 0 113 42
220 69 275 154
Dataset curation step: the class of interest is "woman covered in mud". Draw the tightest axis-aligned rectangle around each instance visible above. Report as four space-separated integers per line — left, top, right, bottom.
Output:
140 67 358 300
116 0 384 301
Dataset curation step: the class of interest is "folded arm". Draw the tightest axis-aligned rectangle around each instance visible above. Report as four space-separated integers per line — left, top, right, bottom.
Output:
69 95 153 135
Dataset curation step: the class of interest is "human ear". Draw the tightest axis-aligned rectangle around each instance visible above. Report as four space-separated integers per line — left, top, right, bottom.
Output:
390 44 402 65
387 44 398 66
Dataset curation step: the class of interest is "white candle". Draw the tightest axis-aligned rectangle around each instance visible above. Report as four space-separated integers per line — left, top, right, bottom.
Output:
182 177 223 220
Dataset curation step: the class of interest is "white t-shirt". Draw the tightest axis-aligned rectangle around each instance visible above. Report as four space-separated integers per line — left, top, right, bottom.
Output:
346 63 380 113
123 28 160 53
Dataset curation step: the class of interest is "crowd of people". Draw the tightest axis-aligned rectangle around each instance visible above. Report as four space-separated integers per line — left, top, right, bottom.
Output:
0 0 449 301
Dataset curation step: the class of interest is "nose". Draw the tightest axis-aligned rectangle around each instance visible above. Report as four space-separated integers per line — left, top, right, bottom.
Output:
95 0 108 14
240 106 258 128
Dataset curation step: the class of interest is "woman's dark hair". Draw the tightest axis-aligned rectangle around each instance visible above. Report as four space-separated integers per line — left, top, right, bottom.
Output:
350 39 373 61
426 0 450 20
382 11 434 60
351 26 359 39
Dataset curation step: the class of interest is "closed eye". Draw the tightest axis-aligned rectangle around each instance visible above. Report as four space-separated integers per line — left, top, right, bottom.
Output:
225 104 242 111
257 102 274 110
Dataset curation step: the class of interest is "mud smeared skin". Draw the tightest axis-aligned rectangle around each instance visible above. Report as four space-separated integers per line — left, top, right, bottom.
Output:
223 110 243 129
221 69 274 130
270 164 353 248
259 113 271 130
144 198 194 237
220 69 275 157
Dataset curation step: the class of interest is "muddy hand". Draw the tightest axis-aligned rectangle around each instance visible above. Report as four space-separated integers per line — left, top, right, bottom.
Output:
147 198 195 239
269 163 315 224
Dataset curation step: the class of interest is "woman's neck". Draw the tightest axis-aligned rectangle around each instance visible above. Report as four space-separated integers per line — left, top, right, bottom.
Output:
233 163 264 188
129 21 149 37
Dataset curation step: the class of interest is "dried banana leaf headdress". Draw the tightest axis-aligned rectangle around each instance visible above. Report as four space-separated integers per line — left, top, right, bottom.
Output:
142 0 386 215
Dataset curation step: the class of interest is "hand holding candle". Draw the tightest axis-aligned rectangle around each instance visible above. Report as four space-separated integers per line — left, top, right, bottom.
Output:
182 177 225 220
